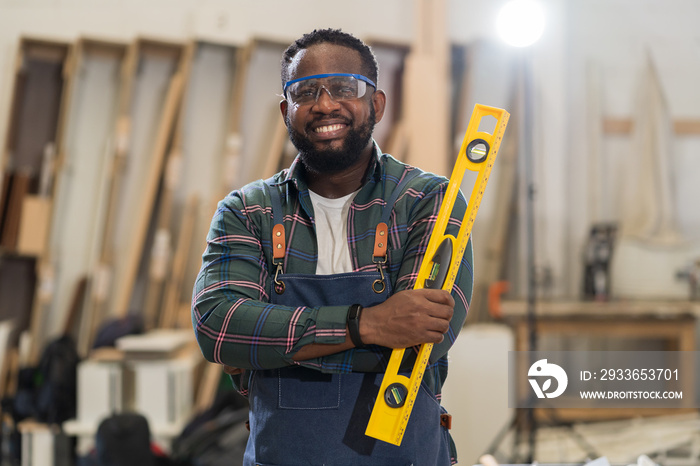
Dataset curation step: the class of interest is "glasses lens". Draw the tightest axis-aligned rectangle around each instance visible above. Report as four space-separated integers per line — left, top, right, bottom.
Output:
287 76 367 104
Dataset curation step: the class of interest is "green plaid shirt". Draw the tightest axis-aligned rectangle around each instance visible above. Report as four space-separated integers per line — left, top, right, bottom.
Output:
192 144 473 398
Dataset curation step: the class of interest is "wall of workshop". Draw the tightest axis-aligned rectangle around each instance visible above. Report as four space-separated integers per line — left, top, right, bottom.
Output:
1 2 699 463
1 0 699 302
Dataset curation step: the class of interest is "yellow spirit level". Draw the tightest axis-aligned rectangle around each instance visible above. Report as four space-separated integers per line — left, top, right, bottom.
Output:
365 104 510 445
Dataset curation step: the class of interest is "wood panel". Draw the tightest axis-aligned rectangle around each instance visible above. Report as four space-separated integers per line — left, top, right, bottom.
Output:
108 39 186 320
402 0 450 177
603 117 700 135
366 40 409 158
157 40 242 329
233 39 289 190
43 38 127 349
79 38 186 354
0 37 73 365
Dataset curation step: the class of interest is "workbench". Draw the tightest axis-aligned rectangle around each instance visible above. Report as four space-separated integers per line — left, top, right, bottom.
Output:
500 299 700 422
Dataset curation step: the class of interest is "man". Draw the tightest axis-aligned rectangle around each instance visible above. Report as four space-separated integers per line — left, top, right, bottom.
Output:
192 29 472 465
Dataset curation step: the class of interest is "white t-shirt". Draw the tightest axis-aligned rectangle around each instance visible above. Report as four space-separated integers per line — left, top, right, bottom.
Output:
308 189 359 275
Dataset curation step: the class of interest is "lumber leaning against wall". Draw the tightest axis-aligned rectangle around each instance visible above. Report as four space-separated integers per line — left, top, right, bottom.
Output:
164 40 245 411
183 38 289 411
141 42 196 331
178 37 288 327
366 39 409 160
0 37 72 373
233 39 289 190
151 40 241 330
402 0 450 178
44 38 127 350
79 38 186 353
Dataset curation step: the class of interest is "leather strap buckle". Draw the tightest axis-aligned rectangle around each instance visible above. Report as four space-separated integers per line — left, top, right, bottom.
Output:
440 413 452 430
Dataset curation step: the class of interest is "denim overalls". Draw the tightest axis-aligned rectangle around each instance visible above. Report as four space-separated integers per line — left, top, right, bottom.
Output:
243 175 453 466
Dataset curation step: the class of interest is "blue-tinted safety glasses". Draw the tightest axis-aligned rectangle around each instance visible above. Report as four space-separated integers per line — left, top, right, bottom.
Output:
283 73 376 105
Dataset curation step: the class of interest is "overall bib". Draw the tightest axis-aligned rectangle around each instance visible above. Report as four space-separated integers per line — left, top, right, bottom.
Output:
243 176 453 466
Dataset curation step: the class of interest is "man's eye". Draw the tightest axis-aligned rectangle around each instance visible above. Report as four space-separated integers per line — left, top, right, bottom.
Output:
330 83 355 97
297 87 317 97
336 86 355 96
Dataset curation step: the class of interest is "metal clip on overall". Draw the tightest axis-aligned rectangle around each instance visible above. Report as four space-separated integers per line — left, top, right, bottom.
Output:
365 104 510 446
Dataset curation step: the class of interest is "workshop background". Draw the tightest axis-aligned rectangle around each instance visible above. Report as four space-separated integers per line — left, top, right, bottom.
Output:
0 0 699 465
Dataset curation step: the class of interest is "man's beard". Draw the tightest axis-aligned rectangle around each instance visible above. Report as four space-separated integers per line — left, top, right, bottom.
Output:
286 107 376 175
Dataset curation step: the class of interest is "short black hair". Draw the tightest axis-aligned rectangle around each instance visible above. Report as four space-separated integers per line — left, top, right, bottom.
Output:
281 29 379 88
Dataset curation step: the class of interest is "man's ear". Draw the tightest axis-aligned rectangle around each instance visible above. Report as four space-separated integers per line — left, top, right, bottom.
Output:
372 90 387 124
280 99 289 125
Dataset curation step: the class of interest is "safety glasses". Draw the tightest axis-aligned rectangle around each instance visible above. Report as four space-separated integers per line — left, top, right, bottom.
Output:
283 73 376 105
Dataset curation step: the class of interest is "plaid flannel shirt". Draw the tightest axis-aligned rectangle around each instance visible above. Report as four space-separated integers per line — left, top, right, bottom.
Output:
192 144 473 398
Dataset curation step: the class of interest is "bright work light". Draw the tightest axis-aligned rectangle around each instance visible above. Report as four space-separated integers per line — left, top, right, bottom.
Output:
496 0 545 48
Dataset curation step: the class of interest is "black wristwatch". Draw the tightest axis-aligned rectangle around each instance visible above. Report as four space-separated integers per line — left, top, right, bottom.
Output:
347 304 365 348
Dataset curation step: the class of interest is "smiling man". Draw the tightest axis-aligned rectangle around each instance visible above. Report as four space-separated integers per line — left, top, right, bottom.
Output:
192 29 473 465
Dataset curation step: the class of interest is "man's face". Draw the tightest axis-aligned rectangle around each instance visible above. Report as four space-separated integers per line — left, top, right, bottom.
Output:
280 43 385 175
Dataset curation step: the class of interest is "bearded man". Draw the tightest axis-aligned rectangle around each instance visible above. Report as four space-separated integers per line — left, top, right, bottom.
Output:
192 28 472 465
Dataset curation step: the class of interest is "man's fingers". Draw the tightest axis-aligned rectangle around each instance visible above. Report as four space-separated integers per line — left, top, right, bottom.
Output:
428 315 451 334
419 288 455 307
425 330 446 344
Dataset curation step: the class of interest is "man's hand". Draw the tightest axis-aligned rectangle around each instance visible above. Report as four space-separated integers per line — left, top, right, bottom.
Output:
291 289 454 362
223 365 244 375
359 288 454 348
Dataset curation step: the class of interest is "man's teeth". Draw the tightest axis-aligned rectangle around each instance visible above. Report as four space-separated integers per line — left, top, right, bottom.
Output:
315 124 345 133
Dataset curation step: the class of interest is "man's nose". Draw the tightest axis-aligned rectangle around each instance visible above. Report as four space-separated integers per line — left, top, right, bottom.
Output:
313 86 340 111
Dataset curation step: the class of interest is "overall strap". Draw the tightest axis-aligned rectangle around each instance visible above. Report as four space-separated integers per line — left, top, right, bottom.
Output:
373 169 421 259
264 178 286 294
371 169 421 293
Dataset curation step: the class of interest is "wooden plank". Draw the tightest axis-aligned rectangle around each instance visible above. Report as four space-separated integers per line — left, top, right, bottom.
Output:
452 42 474 156
0 172 9 229
0 257 36 337
11 39 68 175
500 299 700 317
235 39 289 188
86 38 186 336
1 59 27 173
603 117 700 135
81 39 146 355
0 320 16 400
142 42 196 330
384 120 409 162
260 108 289 179
673 119 700 135
111 58 185 319
602 117 633 134
468 92 519 322
160 195 198 329
402 0 450 176
365 40 409 153
219 44 251 198
21 37 70 63
194 362 224 413
16 196 51 256
45 38 127 353
534 406 698 424
149 41 243 328
0 39 74 364
1 171 30 250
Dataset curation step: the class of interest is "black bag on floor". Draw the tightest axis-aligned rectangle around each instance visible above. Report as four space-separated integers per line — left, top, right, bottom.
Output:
97 413 154 466
34 334 80 424
11 334 80 424
170 391 249 466
92 314 144 349
77 412 173 466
